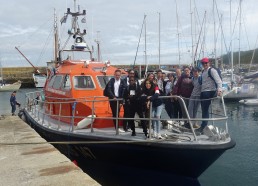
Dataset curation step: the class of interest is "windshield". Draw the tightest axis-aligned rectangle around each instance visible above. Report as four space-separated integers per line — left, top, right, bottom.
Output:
97 75 127 89
73 76 95 89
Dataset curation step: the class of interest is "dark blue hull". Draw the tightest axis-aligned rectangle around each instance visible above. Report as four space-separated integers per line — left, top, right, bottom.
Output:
23 109 235 185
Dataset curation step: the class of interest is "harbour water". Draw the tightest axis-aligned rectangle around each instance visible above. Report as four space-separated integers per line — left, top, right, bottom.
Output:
1 88 258 185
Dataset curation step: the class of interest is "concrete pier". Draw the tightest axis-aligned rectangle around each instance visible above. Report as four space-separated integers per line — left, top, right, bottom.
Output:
0 115 100 186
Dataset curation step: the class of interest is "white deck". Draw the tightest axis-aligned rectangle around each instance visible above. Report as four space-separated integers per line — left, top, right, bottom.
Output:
26 104 231 146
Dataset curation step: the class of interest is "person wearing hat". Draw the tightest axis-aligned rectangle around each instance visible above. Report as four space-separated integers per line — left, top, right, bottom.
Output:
10 91 20 116
196 57 222 134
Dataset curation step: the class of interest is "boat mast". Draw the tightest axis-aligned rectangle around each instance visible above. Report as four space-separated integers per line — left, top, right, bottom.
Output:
175 0 181 66
190 0 194 66
158 12 161 69
238 0 242 69
54 9 59 63
248 35 258 73
15 47 40 73
144 14 148 77
95 31 101 61
213 0 217 68
60 0 90 59
230 0 234 82
220 14 224 71
133 14 146 79
193 11 206 63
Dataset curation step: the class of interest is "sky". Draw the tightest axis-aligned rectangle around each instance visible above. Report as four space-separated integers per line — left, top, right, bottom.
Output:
0 0 258 67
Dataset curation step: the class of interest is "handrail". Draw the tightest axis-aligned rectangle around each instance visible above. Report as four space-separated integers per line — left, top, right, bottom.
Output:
24 91 229 140
25 92 228 122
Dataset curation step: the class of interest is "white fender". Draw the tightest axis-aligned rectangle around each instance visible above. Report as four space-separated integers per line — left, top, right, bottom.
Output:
76 115 96 129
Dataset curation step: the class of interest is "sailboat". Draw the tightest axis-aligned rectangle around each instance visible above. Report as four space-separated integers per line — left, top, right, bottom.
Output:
0 60 21 92
222 0 257 101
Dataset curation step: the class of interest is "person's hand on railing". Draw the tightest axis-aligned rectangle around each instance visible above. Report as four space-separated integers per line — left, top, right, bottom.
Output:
147 100 150 109
217 90 222 97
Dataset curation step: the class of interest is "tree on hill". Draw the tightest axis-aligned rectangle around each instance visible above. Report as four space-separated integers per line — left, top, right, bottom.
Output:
221 48 258 65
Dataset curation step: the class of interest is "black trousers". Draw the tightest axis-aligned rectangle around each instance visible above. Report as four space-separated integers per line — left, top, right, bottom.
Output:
123 102 130 131
128 101 147 134
109 100 121 128
173 100 182 119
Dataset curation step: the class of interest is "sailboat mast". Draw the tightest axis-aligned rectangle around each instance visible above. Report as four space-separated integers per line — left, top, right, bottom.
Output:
230 0 234 81
133 14 146 79
144 14 148 76
175 0 181 65
220 14 224 70
158 12 161 69
190 0 194 65
213 0 217 68
238 0 242 69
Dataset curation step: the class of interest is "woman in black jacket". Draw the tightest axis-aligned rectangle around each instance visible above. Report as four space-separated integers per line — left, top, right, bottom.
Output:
141 79 163 139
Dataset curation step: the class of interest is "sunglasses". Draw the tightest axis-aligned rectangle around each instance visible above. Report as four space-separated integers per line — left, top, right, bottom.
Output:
129 80 135 82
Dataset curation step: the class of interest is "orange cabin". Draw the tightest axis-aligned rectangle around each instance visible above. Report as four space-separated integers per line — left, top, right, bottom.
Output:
44 60 127 128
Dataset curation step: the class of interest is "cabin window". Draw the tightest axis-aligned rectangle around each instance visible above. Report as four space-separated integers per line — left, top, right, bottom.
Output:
62 75 71 90
97 75 127 88
97 76 113 88
74 76 94 89
48 75 56 88
52 75 63 89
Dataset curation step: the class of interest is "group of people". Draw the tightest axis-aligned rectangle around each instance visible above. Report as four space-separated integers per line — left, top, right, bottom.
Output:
104 57 223 138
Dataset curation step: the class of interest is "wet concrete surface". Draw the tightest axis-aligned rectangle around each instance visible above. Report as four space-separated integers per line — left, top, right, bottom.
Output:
0 115 100 186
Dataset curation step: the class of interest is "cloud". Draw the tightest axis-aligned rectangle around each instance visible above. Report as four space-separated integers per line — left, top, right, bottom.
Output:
0 23 37 38
1 0 258 67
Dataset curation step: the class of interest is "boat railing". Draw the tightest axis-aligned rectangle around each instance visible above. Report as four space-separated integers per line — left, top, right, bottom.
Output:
24 91 229 141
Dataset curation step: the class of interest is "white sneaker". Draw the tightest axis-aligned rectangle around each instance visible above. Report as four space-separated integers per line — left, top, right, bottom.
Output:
157 134 163 139
118 129 125 133
172 121 179 126
152 132 157 138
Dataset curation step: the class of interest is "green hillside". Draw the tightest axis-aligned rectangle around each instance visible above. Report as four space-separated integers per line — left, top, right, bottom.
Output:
221 48 258 65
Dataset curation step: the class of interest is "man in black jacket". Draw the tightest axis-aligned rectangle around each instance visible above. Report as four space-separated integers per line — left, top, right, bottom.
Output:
105 69 126 129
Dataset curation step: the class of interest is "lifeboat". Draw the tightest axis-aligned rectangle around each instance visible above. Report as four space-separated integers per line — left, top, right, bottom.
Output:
20 1 235 184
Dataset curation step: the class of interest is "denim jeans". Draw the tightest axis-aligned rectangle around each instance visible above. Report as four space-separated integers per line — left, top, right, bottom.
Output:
152 104 164 134
188 95 200 119
200 91 216 128
11 104 16 114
